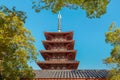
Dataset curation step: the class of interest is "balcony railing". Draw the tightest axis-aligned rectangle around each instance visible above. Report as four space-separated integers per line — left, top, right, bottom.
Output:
51 48 67 51
51 38 66 41
49 59 68 61
50 66 66 70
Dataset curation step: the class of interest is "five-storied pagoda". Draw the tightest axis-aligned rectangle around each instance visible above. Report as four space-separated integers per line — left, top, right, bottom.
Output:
22 13 108 80
37 12 79 70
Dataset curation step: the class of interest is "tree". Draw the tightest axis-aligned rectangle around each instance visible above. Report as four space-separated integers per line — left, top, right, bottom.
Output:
0 6 37 80
104 22 120 80
32 0 110 18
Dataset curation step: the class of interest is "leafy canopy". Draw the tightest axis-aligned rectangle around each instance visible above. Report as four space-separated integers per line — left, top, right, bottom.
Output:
105 22 120 80
32 0 110 18
0 6 37 80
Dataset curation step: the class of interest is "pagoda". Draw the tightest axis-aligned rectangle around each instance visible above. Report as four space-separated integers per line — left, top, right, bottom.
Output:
37 13 79 70
22 13 108 80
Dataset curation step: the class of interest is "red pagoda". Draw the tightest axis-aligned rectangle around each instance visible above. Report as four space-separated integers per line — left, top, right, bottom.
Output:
37 13 79 70
37 31 79 70
22 13 108 80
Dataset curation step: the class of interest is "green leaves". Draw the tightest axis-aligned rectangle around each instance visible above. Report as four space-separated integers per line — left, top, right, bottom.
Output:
0 6 27 23
105 23 120 45
0 6 37 80
105 22 120 80
32 0 110 18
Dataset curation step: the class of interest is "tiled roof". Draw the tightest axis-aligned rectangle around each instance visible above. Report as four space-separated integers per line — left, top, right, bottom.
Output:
34 70 108 78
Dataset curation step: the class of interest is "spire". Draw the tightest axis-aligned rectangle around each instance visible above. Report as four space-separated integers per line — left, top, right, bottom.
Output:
58 12 62 32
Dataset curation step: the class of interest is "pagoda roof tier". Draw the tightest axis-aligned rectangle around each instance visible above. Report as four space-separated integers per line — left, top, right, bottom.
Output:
37 61 79 64
40 50 76 53
42 40 74 43
42 40 74 50
37 61 79 70
40 50 76 60
44 31 73 40
44 31 73 34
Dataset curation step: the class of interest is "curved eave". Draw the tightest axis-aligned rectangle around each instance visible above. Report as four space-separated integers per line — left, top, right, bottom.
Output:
40 50 76 53
44 31 73 35
37 61 79 70
40 50 77 60
37 61 79 64
44 31 73 40
42 40 74 43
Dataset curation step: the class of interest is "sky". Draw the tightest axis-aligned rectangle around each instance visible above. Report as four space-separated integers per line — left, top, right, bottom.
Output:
0 0 120 70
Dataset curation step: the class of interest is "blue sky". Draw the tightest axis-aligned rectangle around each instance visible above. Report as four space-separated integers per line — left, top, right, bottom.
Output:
1 0 120 70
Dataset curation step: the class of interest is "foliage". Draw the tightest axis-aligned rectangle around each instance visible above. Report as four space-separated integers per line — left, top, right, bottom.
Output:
0 6 37 80
105 22 120 80
32 0 110 18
